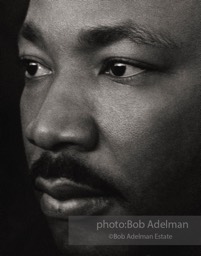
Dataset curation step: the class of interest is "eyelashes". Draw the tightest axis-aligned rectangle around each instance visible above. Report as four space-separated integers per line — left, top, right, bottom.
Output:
20 58 52 79
20 56 155 84
100 58 146 81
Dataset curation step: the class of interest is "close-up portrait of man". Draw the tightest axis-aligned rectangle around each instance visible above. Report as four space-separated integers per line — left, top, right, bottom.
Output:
4 0 201 255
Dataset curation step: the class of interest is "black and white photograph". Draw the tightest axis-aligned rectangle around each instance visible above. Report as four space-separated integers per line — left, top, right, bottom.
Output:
1 1 201 255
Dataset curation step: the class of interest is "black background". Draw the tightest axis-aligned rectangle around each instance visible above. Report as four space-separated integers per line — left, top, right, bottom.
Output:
0 1 58 255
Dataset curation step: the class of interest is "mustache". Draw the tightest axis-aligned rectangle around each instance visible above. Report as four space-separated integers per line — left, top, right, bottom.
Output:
29 152 119 196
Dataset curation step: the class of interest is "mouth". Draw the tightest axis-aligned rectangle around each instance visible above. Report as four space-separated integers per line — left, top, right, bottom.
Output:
35 177 112 219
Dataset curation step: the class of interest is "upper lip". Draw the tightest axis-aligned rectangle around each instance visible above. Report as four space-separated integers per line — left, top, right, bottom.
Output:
35 176 106 201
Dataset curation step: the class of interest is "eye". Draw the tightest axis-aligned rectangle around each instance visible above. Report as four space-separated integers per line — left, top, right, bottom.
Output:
20 59 52 79
101 59 145 78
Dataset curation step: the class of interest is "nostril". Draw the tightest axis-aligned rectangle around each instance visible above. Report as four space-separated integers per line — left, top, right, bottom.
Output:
25 112 99 152
27 137 35 146
50 141 79 152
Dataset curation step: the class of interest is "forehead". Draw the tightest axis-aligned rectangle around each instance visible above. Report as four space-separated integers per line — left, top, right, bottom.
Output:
24 0 201 47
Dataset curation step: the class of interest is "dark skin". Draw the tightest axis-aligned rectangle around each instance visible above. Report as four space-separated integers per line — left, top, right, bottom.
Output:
19 0 201 255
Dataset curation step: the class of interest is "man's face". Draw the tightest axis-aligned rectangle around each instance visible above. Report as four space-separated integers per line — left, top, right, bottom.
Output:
19 0 201 255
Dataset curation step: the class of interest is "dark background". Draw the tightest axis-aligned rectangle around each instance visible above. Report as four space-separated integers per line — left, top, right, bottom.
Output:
0 1 58 255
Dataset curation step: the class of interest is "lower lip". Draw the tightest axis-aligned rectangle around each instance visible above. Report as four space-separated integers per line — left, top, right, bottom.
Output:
38 193 111 219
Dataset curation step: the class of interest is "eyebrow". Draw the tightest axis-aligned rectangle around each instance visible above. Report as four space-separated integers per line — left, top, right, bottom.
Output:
20 20 179 51
19 22 46 49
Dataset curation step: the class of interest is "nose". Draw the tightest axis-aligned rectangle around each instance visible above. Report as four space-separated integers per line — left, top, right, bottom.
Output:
25 87 99 152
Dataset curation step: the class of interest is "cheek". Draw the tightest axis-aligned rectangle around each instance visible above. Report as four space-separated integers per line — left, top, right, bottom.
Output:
97 87 201 180
99 106 172 176
20 91 28 129
20 92 29 147
20 90 38 165
20 83 48 121
97 94 172 152
97 94 201 213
